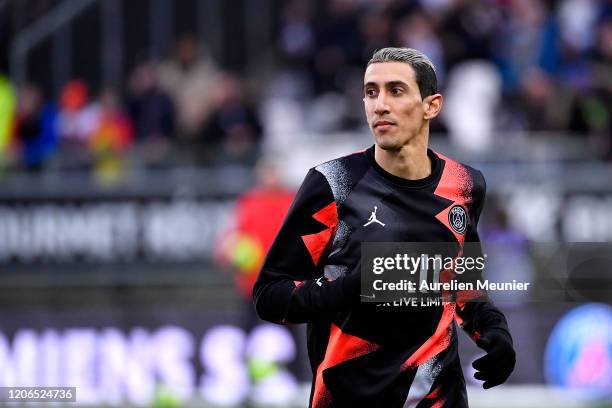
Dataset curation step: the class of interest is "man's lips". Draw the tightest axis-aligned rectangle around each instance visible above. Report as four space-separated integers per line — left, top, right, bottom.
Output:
374 120 395 128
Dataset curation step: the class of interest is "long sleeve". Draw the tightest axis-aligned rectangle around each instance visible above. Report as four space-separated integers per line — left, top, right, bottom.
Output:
456 171 512 341
253 169 359 325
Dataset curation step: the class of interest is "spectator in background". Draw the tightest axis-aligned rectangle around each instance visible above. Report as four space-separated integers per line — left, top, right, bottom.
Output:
216 159 295 324
311 0 361 94
555 0 597 91
443 61 501 151
568 15 612 156
58 80 99 143
15 83 59 171
89 88 134 183
558 0 598 58
0 74 16 173
56 79 100 169
440 0 502 70
478 0 572 133
274 0 317 104
201 74 263 165
158 34 221 142
494 0 560 92
517 67 567 131
278 0 316 70
127 61 176 166
301 0 370 133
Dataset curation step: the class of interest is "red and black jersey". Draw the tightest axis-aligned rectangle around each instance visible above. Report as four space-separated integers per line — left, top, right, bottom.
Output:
253 146 511 408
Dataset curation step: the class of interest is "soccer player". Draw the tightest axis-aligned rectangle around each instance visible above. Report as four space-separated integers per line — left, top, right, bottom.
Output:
253 47 515 407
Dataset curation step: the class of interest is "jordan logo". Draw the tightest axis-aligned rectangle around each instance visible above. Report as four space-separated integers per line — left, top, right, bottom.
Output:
364 206 385 227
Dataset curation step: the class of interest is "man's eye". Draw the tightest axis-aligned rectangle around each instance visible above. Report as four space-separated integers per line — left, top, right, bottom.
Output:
391 88 403 95
365 89 377 97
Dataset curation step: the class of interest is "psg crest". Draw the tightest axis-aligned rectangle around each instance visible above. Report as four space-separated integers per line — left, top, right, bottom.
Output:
448 205 468 234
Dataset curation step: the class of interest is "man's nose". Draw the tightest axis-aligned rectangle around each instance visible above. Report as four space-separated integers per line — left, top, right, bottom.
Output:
374 92 390 114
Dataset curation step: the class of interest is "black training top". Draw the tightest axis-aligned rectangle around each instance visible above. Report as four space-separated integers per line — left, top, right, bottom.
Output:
253 145 511 408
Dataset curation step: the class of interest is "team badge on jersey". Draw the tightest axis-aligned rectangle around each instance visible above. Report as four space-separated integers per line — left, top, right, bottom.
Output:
448 205 468 234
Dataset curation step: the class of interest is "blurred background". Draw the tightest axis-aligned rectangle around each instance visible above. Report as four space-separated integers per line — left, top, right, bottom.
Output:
0 0 612 407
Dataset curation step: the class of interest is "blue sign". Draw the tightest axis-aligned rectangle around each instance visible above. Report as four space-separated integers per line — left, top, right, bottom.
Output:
545 303 612 400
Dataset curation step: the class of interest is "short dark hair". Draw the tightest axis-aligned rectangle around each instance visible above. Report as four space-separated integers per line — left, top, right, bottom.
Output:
367 47 438 99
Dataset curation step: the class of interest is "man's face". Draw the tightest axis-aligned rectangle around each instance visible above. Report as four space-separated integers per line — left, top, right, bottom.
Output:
363 61 429 150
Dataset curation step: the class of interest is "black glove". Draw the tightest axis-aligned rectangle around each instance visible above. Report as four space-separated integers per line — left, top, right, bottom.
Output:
472 329 516 389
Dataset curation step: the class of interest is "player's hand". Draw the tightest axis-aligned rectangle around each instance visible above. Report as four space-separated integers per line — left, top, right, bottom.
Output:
472 329 515 389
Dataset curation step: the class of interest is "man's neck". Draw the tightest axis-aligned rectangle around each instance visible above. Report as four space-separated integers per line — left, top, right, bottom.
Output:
374 138 432 181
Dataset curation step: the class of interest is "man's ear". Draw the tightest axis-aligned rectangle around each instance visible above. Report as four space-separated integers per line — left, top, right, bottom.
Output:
423 94 443 120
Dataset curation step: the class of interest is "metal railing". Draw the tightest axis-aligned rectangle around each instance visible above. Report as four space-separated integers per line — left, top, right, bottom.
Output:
9 0 275 94
10 0 99 90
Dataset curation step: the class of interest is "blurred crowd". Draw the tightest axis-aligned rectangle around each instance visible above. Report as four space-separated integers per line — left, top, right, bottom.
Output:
0 35 263 179
1 0 612 177
269 0 612 153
